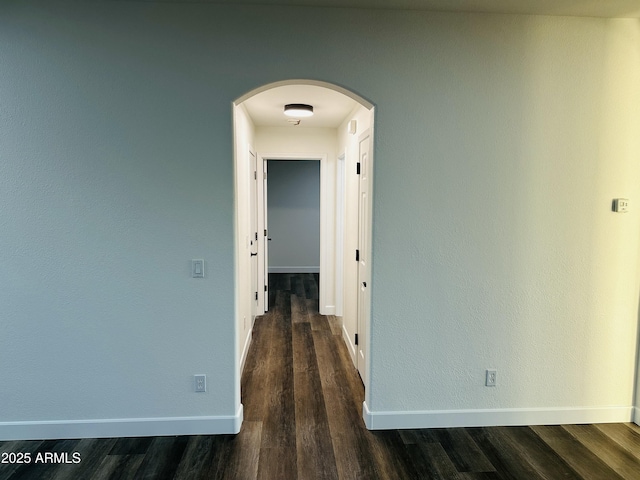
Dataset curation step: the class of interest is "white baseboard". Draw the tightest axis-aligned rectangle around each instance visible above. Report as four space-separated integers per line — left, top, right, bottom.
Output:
362 402 634 430
268 266 320 273
320 305 335 315
634 407 640 426
240 328 253 375
342 324 356 365
0 405 243 441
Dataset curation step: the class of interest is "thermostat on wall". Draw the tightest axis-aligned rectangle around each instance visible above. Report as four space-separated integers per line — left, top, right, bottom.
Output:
613 198 629 213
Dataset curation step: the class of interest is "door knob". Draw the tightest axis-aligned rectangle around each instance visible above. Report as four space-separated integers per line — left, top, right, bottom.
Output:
251 252 258 256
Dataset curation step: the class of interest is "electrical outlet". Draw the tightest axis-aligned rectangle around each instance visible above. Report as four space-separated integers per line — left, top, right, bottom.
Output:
485 369 497 387
195 374 206 392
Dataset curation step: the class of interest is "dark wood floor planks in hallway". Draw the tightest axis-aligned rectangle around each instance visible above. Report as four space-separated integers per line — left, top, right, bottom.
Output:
1 273 640 479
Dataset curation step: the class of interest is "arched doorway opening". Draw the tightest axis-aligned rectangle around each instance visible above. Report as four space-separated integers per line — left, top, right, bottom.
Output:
233 79 375 420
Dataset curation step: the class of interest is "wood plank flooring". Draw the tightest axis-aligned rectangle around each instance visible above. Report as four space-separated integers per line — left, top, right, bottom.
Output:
1 273 640 479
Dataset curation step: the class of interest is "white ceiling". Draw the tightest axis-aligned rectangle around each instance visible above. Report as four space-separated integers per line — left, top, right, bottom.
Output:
242 85 358 128
104 0 640 18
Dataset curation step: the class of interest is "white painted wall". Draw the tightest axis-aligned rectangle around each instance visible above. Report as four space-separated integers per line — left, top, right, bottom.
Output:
1 2 639 438
234 104 256 375
256 127 338 314
335 153 346 318
267 160 321 272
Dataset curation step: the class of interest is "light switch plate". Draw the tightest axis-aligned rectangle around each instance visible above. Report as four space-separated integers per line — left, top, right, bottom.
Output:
192 259 204 278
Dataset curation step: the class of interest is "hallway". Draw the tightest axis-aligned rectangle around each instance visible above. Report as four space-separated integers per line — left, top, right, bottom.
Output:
240 273 384 479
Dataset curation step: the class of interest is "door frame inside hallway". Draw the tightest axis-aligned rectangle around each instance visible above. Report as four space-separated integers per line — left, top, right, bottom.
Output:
258 153 328 315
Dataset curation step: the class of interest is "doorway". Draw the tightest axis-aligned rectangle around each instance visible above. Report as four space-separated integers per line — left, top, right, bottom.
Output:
265 159 320 278
259 153 328 316
233 79 375 412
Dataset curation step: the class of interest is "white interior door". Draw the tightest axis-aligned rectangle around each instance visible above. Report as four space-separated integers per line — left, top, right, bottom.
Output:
356 132 371 387
249 150 259 319
262 159 269 310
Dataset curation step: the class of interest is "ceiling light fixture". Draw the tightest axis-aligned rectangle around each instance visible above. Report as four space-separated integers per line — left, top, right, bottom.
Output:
284 103 314 117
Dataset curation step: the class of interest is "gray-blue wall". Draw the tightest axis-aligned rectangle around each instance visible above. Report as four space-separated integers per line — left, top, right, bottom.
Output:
0 0 639 437
268 160 320 272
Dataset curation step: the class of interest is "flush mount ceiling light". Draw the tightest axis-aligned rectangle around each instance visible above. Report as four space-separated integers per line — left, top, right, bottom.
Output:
284 103 314 117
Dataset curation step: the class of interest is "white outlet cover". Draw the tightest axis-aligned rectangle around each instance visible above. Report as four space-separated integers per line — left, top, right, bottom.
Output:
195 374 206 392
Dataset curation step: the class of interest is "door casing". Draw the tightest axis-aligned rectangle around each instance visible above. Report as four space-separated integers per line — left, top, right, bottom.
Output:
249 149 259 321
257 153 329 315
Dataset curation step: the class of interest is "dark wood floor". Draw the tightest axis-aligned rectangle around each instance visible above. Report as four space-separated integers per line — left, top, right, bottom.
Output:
1 273 640 479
